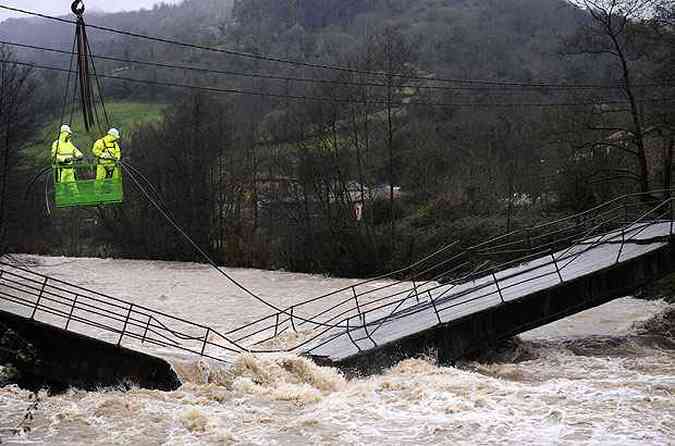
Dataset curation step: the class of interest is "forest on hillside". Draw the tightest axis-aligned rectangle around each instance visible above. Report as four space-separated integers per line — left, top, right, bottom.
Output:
0 0 673 277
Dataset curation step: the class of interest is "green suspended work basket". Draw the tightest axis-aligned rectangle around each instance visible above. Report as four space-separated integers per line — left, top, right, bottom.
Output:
53 163 124 208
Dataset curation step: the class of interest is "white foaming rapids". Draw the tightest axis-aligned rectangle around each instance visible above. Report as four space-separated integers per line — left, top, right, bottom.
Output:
0 255 673 445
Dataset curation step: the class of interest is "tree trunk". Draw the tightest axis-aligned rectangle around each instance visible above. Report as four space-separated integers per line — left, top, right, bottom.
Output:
387 76 395 247
666 135 674 199
609 28 649 194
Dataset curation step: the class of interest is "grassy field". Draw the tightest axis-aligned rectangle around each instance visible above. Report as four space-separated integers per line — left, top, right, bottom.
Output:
24 101 166 166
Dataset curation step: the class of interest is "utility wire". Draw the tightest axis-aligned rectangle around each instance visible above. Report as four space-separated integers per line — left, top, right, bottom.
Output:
5 58 675 109
0 3 669 90
3 40 673 93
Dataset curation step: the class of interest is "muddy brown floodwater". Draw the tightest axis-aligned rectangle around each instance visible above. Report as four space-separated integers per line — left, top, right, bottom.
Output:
1 256 673 445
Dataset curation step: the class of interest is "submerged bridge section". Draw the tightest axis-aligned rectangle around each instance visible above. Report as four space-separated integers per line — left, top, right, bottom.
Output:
228 193 675 371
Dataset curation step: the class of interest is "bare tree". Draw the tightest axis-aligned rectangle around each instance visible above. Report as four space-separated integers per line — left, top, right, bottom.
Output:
0 48 35 255
369 26 417 245
568 0 660 194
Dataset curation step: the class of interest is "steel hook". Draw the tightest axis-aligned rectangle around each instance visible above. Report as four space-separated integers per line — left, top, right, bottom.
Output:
71 0 85 16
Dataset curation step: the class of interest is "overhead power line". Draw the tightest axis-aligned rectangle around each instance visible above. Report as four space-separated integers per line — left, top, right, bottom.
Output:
4 58 674 109
3 40 673 94
0 3 668 91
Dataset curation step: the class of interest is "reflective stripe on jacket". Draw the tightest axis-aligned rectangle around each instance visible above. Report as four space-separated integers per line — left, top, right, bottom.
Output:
51 131 83 163
92 134 121 166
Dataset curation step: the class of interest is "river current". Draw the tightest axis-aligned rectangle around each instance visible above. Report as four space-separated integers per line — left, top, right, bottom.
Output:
1 256 673 445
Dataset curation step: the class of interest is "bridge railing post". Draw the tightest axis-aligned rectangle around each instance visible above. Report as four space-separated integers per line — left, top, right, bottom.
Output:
273 313 280 337
345 317 362 352
616 226 626 264
361 311 377 347
201 328 210 356
670 199 674 236
30 277 48 320
429 294 442 325
492 272 505 304
65 294 79 331
550 252 564 284
142 315 152 344
118 304 133 346
289 306 297 333
352 286 362 318
412 280 420 304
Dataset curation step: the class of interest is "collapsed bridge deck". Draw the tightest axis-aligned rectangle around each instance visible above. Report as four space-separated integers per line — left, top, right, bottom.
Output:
2 192 675 383
227 194 675 370
300 222 675 367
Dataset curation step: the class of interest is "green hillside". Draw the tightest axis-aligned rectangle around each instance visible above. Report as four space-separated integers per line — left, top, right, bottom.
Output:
2 0 673 277
24 101 165 165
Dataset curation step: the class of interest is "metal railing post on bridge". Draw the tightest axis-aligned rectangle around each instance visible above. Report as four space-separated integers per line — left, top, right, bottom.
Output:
345 317 362 352
273 313 280 337
670 199 674 237
30 277 49 320
290 306 297 333
361 311 377 347
142 315 152 344
352 287 362 317
429 293 442 325
201 328 211 356
64 294 79 331
492 272 505 304
118 304 133 346
550 252 564 284
616 227 626 264
412 280 420 304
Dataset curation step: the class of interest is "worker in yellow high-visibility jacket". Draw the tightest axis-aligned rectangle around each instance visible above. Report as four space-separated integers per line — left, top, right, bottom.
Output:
92 128 122 183
51 124 83 187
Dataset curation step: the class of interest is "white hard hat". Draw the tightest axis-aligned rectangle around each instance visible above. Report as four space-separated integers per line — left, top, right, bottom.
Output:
108 128 120 139
60 124 72 134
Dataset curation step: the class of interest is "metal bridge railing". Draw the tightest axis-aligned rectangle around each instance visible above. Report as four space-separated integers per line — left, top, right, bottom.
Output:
2 192 673 363
0 261 246 362
226 191 675 354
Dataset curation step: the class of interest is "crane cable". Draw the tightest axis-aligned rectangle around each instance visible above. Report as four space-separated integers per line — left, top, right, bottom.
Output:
71 0 107 133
